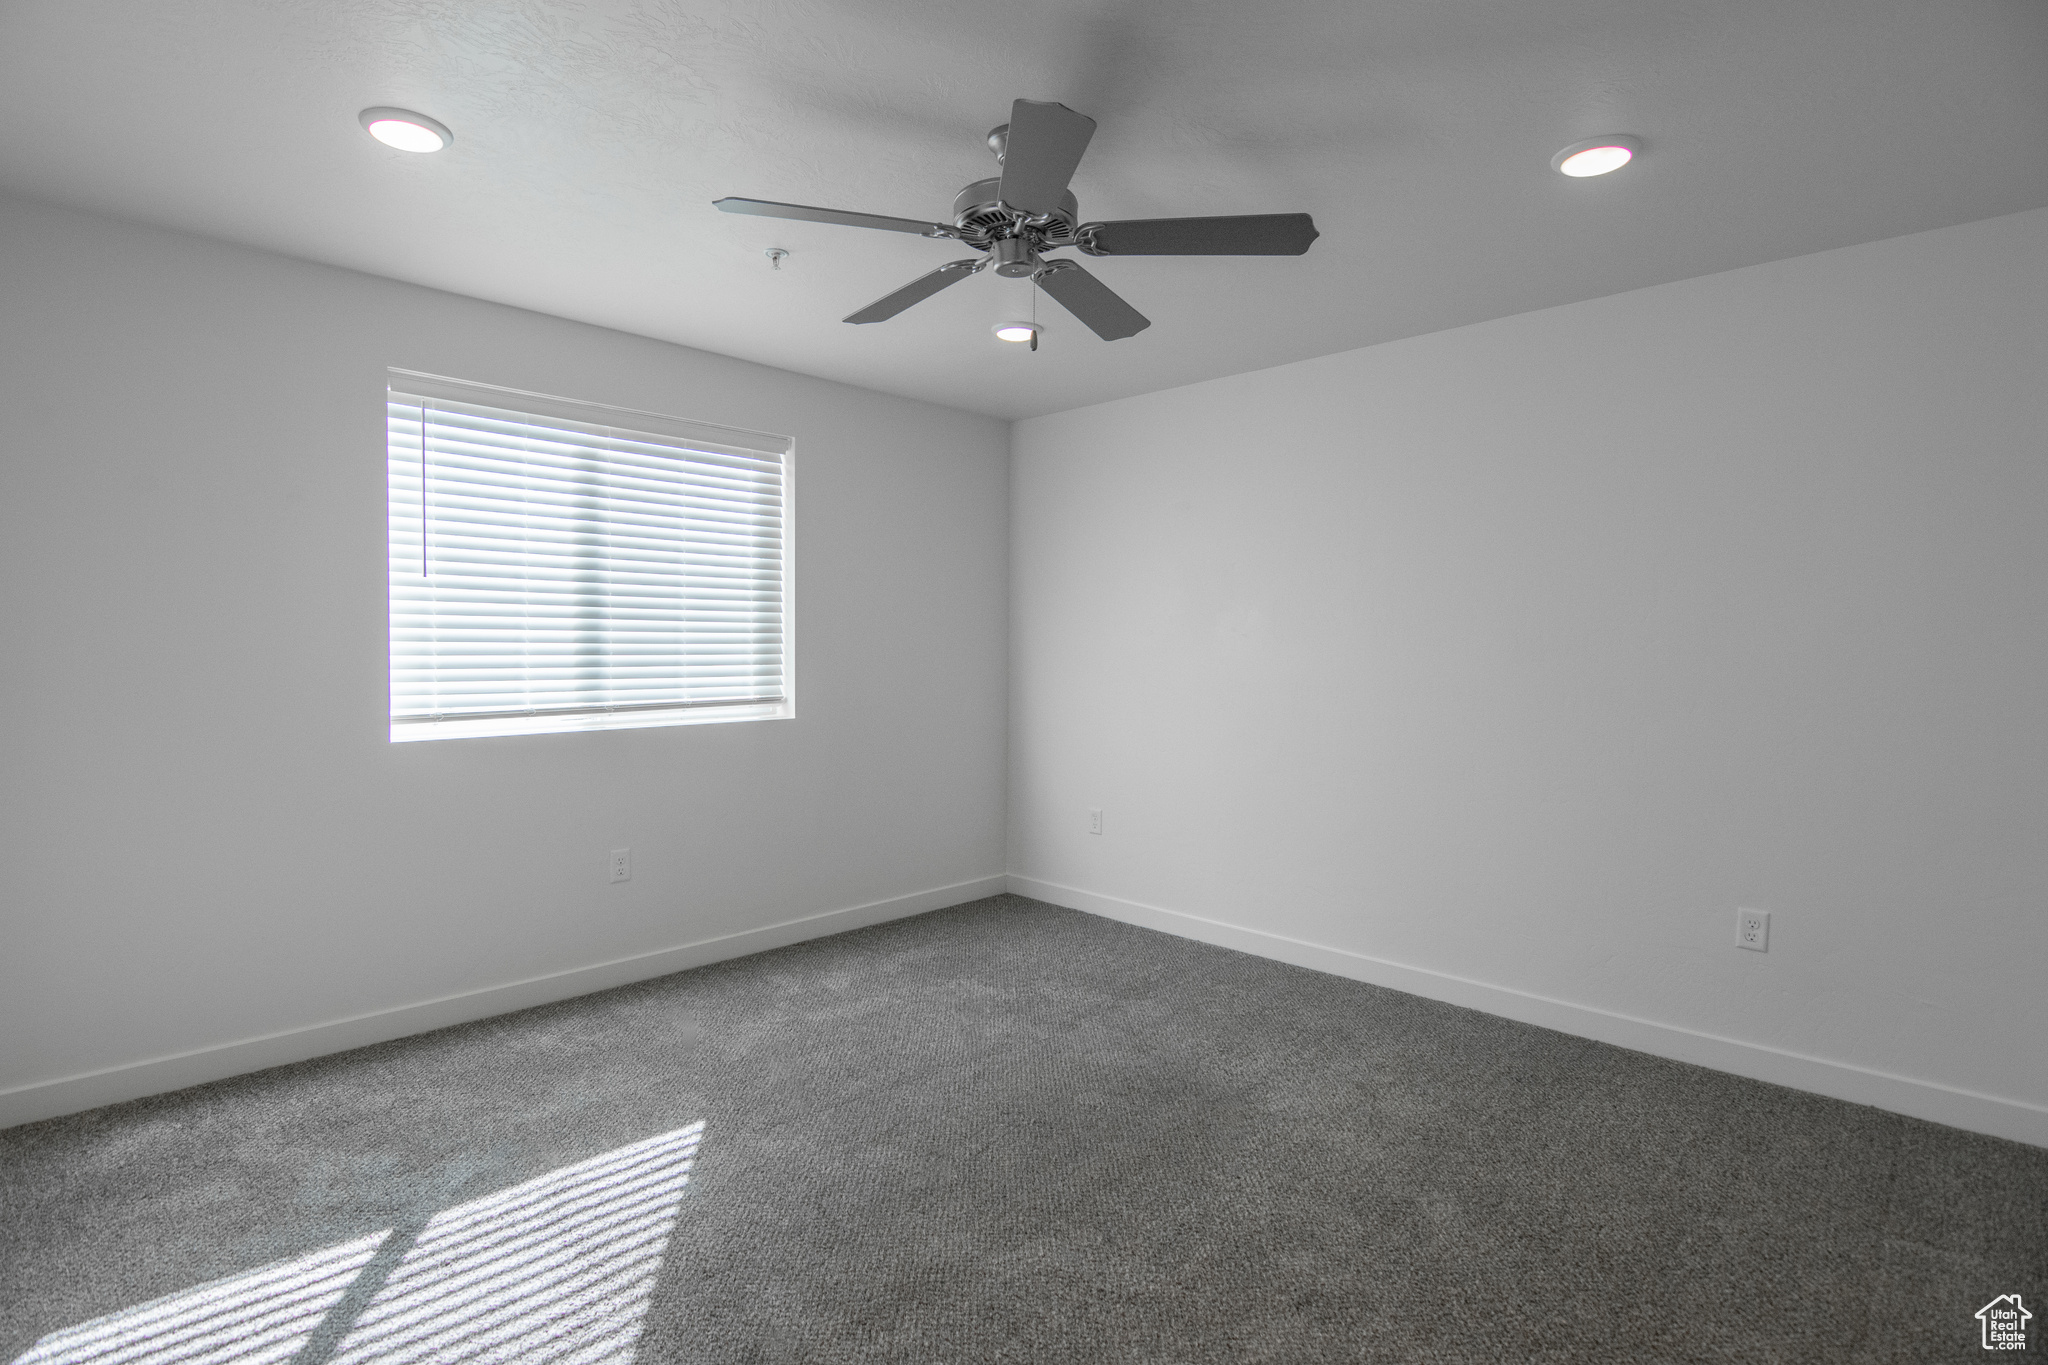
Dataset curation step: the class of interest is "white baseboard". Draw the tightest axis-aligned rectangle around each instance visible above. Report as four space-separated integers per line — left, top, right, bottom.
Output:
0 874 1008 1131
1008 874 2048 1149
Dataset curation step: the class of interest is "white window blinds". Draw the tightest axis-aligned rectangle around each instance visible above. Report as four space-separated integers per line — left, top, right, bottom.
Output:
387 371 792 742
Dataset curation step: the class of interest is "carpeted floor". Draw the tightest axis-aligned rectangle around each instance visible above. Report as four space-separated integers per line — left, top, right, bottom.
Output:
2 894 2043 1363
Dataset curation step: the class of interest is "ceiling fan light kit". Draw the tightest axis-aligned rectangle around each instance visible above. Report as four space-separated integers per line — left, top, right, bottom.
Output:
715 98 1320 343
1553 135 1641 177
358 107 453 153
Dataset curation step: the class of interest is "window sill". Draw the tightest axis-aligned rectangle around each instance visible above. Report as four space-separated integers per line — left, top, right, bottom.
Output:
390 700 792 743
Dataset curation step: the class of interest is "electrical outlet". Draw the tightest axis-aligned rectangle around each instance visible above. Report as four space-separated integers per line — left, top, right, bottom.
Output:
1088 808 1104 835
609 848 631 884
1736 908 1769 952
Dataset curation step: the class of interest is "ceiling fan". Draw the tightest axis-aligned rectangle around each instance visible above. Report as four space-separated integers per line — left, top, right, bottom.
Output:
715 98 1319 342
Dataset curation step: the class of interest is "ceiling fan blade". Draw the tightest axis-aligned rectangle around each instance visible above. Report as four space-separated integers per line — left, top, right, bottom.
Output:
997 100 1096 217
1032 260 1150 341
843 259 987 324
1081 213 1320 256
714 197 956 238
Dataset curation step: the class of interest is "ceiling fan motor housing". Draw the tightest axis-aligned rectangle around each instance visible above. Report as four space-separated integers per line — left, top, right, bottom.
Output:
951 177 1079 253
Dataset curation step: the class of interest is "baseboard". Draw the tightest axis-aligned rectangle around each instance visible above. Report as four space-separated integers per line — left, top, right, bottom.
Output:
1008 874 2048 1149
0 873 1008 1131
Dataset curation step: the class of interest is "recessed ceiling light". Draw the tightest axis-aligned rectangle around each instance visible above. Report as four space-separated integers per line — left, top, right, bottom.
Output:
994 322 1040 344
1553 136 1641 178
359 107 453 153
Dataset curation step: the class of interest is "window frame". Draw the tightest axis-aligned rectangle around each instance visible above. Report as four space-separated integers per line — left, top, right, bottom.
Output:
385 370 794 743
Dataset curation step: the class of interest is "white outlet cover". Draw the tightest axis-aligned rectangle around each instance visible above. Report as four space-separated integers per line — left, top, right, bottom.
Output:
1737 908 1770 952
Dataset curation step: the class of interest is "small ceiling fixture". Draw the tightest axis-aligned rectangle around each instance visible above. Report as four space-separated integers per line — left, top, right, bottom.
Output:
1553 136 1641 178
360 107 453 153
994 322 1039 343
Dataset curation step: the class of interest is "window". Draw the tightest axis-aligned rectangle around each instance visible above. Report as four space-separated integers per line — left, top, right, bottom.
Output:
387 370 791 742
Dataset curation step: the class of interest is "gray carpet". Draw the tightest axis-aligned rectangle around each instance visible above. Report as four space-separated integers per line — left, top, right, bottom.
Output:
2 895 2042 1363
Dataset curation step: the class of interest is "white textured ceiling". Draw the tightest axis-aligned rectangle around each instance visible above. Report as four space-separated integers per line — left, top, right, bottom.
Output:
2 0 2045 419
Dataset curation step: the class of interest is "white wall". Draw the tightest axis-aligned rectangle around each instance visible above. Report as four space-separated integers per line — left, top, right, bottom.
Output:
1010 207 2048 1144
11 189 2045 1145
0 192 1009 1125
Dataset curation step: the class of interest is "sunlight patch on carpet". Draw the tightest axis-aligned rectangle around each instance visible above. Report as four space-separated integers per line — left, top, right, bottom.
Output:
12 1123 705 1365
